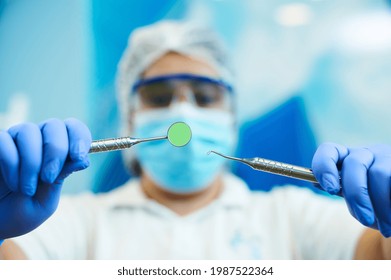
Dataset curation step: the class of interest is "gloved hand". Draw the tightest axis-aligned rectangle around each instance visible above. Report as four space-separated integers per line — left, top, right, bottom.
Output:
0 118 91 240
312 142 391 237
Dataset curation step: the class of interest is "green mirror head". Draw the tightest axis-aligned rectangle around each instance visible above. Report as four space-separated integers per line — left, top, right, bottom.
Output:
167 122 192 147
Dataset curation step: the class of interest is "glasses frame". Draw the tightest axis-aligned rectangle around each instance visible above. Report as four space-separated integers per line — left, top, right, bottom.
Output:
131 73 234 95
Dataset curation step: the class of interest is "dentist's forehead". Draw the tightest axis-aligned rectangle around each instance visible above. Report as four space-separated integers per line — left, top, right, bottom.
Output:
142 52 219 79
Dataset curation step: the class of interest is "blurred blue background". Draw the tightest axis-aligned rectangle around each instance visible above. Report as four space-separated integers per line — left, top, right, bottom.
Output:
1 0 391 193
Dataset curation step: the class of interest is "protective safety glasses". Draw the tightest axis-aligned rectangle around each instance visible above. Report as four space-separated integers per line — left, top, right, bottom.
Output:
131 74 233 110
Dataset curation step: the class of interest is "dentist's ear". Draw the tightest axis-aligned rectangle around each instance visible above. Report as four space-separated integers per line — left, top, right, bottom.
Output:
126 94 141 135
127 111 134 134
121 105 135 138
120 109 139 176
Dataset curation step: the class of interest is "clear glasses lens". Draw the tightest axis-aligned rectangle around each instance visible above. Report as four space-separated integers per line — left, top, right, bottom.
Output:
131 75 233 110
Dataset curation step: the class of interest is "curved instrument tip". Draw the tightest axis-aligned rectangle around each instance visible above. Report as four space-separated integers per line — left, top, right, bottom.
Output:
207 150 242 162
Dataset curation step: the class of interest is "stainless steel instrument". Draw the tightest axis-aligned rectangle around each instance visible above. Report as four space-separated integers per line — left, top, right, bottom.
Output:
89 136 167 153
208 150 342 196
89 121 191 153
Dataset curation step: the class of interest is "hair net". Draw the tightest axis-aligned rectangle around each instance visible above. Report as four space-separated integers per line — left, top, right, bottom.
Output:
116 20 234 134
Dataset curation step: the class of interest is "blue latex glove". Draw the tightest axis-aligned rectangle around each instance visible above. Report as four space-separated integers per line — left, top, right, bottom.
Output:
0 118 91 240
312 142 391 237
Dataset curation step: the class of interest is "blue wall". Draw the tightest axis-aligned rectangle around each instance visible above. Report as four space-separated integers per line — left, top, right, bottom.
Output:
0 0 90 192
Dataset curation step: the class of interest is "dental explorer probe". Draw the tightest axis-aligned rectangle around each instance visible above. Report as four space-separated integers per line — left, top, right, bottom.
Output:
89 122 192 153
208 151 342 195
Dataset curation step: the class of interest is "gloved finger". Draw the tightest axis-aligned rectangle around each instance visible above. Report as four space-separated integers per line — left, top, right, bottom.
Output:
367 146 391 237
33 181 63 219
0 130 19 192
34 159 89 216
341 148 375 227
39 119 69 184
64 118 92 161
55 157 90 184
8 123 43 196
312 142 348 195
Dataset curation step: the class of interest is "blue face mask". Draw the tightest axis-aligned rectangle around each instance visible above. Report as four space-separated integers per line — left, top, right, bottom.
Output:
133 103 236 194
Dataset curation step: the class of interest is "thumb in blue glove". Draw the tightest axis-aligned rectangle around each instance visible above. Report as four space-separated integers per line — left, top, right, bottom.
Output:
312 142 391 237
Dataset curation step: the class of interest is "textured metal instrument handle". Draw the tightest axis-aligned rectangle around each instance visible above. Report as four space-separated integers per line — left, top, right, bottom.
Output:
251 158 318 183
89 137 138 153
89 135 167 153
